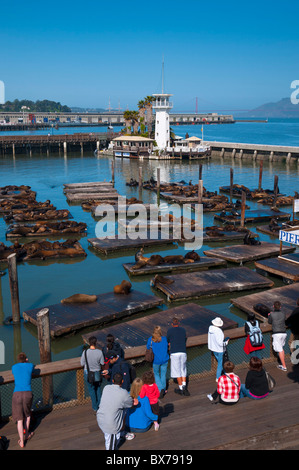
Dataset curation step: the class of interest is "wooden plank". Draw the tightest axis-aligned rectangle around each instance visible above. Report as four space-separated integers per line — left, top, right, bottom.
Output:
91 204 152 217
279 253 299 265
203 242 296 264
6 221 87 239
123 256 227 276
88 234 180 255
152 266 274 302
231 283 299 321
82 303 238 350
214 209 291 225
66 193 120 202
255 257 299 282
63 182 113 189
219 185 284 199
23 290 163 337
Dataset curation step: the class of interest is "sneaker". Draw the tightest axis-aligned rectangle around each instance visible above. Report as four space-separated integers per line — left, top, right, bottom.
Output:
277 365 287 371
154 422 160 431
159 389 165 399
125 433 135 440
207 394 214 402
183 387 190 396
174 388 184 395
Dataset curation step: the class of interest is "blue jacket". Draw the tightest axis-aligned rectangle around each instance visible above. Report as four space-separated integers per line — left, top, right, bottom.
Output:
146 336 169 365
126 395 158 431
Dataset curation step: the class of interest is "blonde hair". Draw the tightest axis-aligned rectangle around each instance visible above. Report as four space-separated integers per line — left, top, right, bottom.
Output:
130 377 143 399
152 325 162 343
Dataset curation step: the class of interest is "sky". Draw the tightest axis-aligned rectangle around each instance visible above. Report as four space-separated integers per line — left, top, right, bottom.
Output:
0 0 299 113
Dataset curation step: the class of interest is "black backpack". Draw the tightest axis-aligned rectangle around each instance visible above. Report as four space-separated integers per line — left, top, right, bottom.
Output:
247 320 263 347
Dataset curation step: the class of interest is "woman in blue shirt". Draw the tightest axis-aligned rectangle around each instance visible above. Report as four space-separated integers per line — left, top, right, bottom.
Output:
146 326 169 398
125 378 158 437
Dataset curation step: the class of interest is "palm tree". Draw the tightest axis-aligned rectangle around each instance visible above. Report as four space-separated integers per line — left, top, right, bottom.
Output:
131 111 140 134
138 100 146 134
123 110 133 134
144 96 155 137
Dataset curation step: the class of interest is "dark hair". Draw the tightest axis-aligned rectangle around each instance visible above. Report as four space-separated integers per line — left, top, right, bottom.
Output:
249 356 263 372
223 361 235 373
106 334 115 345
247 312 256 322
274 301 281 311
88 336 97 347
17 352 27 363
172 317 180 326
113 373 123 385
142 370 155 385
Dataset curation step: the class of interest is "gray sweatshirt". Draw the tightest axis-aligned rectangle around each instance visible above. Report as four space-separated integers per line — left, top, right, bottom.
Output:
268 310 287 334
97 384 133 434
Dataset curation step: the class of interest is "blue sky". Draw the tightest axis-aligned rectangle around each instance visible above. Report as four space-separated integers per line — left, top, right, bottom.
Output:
1 0 298 112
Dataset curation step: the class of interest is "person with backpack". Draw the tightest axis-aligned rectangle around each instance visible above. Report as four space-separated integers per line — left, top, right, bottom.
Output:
102 350 134 392
243 313 265 359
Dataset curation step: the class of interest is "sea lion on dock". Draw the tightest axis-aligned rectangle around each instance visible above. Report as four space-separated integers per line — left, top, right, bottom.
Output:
61 294 97 304
184 250 200 261
253 303 271 318
113 280 132 295
243 232 261 246
163 255 194 264
134 247 150 263
150 274 174 287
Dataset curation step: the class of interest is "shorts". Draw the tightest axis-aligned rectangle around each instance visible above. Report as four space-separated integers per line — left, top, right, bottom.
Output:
272 333 287 353
170 352 187 378
12 391 33 422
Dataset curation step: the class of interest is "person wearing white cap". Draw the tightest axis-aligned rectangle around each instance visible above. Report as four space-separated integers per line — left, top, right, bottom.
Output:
208 317 225 381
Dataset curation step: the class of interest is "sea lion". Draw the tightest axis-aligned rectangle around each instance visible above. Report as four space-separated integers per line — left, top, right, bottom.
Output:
135 247 149 263
243 233 261 246
163 255 194 264
184 250 200 261
113 280 132 295
253 303 271 318
150 274 174 287
61 294 97 304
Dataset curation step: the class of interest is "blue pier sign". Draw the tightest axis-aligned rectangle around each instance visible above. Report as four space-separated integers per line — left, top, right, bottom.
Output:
279 229 299 246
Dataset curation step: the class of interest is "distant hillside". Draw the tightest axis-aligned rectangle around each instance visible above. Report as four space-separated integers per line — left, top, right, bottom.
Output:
239 98 299 118
0 99 71 113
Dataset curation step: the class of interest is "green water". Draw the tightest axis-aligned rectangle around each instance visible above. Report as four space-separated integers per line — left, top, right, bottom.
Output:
0 151 297 371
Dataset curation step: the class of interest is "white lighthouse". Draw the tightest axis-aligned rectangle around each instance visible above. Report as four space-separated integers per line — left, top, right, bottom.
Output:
152 92 173 150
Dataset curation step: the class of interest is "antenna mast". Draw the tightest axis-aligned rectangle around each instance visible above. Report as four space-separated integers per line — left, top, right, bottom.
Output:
162 56 164 94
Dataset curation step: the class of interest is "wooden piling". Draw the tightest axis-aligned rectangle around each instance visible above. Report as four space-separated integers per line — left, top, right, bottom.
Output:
230 168 234 203
199 164 202 181
157 168 161 205
240 191 246 227
138 166 142 200
258 160 263 190
111 159 115 186
273 175 279 206
7 253 20 323
36 308 53 406
198 179 203 204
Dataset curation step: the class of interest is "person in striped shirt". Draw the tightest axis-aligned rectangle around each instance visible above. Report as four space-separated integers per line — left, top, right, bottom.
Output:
207 361 241 405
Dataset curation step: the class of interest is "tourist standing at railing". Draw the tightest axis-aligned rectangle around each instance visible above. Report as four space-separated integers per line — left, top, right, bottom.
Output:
286 298 299 354
243 313 265 359
11 352 35 448
146 326 169 398
167 317 190 396
80 336 105 413
268 301 288 372
208 317 225 382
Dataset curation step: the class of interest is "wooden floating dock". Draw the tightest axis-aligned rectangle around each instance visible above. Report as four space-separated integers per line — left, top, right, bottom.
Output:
6 221 87 239
279 253 299 264
123 255 227 276
23 290 163 337
214 209 291 225
203 241 296 264
255 257 299 282
219 185 284 199
91 204 152 217
63 182 114 190
81 302 238 350
63 181 120 203
3 210 73 224
151 267 274 302
256 221 299 237
231 283 299 321
88 234 180 255
186 228 247 243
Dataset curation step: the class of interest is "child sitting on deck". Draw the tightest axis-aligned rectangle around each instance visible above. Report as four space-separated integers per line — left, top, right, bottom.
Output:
139 370 160 431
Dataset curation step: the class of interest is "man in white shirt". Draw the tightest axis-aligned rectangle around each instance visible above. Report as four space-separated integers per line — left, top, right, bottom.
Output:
208 317 225 381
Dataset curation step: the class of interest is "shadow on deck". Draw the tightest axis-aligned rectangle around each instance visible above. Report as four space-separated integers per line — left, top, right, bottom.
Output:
2 358 299 451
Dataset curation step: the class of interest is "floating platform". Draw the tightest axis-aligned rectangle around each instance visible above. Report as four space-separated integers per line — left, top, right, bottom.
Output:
255 257 299 282
123 255 227 276
231 283 299 321
203 242 296 264
6 221 87 239
23 290 163 337
4 209 73 224
256 221 299 237
65 192 120 203
88 234 180 255
63 182 114 190
219 185 284 199
214 209 291 225
91 204 153 217
151 266 274 302
81 303 238 350
184 228 248 243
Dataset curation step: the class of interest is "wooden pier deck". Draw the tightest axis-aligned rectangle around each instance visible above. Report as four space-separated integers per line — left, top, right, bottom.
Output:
88 235 180 255
203 241 296 264
123 256 226 277
3 359 299 451
255 257 299 282
214 209 291 224
152 267 274 302
23 290 163 337
231 283 299 321
82 303 238 349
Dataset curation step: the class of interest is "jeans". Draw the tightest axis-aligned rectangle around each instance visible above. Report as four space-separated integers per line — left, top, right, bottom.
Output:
250 350 262 359
153 362 168 392
239 384 267 400
84 371 102 411
213 351 224 379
